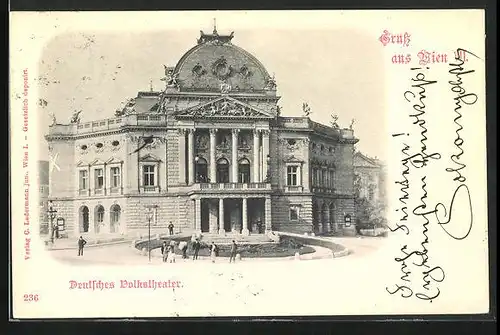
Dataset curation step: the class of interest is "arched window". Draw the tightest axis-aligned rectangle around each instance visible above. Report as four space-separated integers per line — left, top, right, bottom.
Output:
195 156 208 182
110 204 121 233
94 205 104 234
216 158 230 183
238 158 250 183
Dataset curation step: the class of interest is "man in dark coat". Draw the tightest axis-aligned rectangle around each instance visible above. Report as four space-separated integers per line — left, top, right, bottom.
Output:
192 239 200 260
168 222 174 235
229 240 238 263
77 236 87 256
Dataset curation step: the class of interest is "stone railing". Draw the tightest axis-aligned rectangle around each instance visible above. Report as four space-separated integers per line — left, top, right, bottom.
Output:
198 182 271 191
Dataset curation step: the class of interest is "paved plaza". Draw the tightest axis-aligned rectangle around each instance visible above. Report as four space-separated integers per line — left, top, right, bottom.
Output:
48 235 385 265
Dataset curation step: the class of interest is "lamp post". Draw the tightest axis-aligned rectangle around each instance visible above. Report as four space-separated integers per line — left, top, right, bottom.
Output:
47 200 58 244
146 206 154 262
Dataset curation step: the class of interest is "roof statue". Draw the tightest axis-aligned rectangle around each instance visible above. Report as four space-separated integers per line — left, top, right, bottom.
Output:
302 102 311 117
330 114 340 129
350 118 356 130
70 110 82 123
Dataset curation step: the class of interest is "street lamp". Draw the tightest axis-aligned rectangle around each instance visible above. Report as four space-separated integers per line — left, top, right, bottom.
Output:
145 206 155 262
47 200 57 243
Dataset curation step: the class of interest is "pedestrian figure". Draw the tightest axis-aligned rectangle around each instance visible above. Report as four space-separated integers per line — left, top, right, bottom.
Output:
160 241 168 262
210 242 218 263
179 241 188 259
229 240 238 263
192 239 200 260
168 222 174 235
54 224 60 239
167 244 176 263
162 245 169 263
77 236 87 256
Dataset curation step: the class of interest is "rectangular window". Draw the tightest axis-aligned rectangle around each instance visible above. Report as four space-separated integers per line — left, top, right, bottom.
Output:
329 170 335 188
287 166 298 186
79 170 88 190
289 206 300 221
111 167 121 188
143 165 155 186
94 169 104 189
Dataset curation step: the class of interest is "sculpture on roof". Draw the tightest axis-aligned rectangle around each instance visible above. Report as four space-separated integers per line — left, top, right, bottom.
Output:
162 65 179 88
350 118 356 130
302 102 311 117
330 114 340 129
49 113 57 126
265 74 277 90
70 110 82 123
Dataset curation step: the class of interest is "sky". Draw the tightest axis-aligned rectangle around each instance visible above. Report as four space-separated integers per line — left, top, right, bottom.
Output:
36 23 387 161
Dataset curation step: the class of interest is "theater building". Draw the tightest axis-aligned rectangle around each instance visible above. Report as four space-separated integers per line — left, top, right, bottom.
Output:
45 28 359 238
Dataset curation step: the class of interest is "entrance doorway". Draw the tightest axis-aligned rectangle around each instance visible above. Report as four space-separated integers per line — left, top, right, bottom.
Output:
79 206 89 233
201 200 209 232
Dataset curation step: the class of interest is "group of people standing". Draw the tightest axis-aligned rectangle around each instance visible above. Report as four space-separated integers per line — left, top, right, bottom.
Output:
160 239 239 263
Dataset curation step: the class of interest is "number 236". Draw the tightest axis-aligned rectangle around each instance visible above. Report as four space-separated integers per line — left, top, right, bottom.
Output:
23 294 39 302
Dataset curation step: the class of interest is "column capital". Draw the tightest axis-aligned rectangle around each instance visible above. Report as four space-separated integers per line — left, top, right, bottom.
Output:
261 129 270 136
187 128 196 135
178 128 187 135
209 128 218 135
253 129 260 135
232 128 240 135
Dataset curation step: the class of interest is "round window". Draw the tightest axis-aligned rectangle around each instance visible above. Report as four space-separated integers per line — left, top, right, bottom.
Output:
287 139 297 146
112 140 119 146
96 143 103 148
80 145 88 150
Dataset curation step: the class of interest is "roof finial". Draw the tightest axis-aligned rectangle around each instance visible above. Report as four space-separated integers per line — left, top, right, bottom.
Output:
213 18 217 34
149 79 153 92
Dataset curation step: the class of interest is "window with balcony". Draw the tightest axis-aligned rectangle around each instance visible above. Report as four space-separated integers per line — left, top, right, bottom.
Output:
143 165 155 186
238 158 251 183
287 166 298 186
216 158 230 183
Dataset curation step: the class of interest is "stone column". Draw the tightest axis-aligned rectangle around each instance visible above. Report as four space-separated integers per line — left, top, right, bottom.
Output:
231 129 239 183
209 129 217 183
178 129 186 185
242 198 249 236
265 197 272 233
262 130 270 182
187 129 195 185
218 198 225 235
194 198 201 234
252 130 260 183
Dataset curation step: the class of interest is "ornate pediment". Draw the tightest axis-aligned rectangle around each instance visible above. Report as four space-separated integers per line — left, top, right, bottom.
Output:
175 97 272 119
140 153 162 162
106 157 123 165
90 158 106 166
76 160 88 168
283 155 304 164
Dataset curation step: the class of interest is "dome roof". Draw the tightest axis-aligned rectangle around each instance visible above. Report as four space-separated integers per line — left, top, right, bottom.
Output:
173 30 275 93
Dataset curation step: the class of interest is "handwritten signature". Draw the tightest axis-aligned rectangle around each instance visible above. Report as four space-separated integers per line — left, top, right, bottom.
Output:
387 48 478 302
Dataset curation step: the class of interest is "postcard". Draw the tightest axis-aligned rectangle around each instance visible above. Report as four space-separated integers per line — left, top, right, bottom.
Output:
10 10 489 318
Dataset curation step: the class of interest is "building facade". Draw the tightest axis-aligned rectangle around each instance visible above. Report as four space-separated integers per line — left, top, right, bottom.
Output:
46 28 359 238
353 152 386 206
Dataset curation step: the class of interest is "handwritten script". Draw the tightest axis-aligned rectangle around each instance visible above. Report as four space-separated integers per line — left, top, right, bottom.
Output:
386 48 479 302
